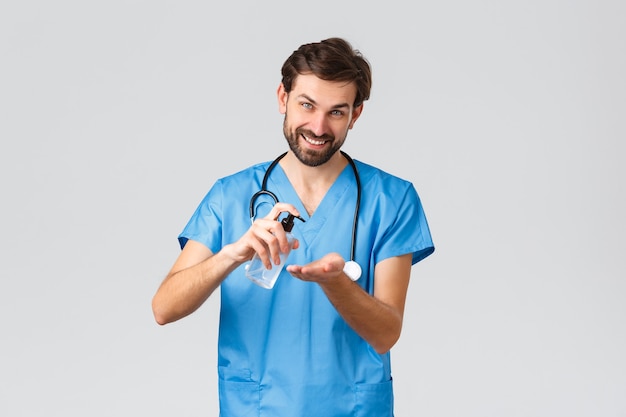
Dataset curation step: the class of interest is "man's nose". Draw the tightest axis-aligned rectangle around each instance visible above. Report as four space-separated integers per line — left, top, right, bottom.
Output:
308 112 330 137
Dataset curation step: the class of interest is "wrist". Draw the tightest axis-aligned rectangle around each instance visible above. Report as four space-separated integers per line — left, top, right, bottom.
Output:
220 243 249 267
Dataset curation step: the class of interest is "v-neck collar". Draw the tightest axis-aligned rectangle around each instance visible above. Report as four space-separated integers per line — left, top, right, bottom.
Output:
266 163 354 248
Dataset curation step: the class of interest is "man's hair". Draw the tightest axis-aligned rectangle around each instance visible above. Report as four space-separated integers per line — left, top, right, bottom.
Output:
281 37 372 108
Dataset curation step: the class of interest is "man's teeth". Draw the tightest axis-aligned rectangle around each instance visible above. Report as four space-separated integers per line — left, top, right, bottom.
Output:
304 136 326 145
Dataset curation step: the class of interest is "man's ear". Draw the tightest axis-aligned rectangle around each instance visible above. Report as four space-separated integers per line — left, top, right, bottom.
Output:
277 83 288 114
348 104 364 129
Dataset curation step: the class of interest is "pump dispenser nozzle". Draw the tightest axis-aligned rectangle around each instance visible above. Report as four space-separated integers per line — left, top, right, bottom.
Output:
246 212 305 289
281 214 305 232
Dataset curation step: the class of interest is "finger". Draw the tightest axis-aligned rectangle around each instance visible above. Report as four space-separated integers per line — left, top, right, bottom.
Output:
253 218 292 258
286 265 307 281
286 265 300 275
250 221 284 266
264 202 301 221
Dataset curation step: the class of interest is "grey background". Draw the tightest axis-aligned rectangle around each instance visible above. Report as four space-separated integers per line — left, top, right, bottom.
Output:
1 1 624 416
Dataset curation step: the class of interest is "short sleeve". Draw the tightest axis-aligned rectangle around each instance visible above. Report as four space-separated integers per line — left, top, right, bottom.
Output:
374 183 435 266
178 180 224 253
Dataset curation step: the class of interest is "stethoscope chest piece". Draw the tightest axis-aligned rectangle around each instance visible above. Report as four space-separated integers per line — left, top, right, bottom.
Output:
343 260 362 281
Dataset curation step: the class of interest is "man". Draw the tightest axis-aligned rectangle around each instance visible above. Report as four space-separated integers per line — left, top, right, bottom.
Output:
152 37 434 416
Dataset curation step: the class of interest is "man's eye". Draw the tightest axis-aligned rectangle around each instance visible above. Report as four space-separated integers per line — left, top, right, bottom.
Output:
302 103 312 109
331 110 344 117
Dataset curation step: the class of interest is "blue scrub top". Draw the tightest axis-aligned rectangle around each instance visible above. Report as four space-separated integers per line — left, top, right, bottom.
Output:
179 158 434 417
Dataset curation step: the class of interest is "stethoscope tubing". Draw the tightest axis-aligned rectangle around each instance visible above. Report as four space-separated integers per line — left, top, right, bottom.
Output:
249 151 361 263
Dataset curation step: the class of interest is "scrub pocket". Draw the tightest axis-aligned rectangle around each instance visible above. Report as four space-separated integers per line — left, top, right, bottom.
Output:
354 379 394 417
218 367 260 417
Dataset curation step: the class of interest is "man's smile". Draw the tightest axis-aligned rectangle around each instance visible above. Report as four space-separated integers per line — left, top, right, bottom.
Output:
302 134 328 146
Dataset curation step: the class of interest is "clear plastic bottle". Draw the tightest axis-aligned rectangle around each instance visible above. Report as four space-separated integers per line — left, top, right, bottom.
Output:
245 213 305 289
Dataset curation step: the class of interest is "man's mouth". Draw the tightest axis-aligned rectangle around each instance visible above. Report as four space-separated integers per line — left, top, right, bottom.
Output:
301 133 329 146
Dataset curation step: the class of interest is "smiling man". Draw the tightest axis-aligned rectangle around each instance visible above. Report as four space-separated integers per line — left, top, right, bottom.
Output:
152 37 435 417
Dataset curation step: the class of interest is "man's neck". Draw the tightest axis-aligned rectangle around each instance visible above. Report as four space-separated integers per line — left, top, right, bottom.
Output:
279 151 348 216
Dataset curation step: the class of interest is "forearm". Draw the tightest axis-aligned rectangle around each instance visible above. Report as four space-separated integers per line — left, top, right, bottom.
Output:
152 247 240 325
153 204 303 325
318 275 403 354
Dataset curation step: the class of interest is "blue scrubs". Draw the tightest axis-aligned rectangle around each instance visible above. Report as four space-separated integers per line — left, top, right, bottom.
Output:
179 158 434 417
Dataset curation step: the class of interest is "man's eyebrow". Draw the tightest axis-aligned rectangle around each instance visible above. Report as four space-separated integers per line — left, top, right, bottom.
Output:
297 94 350 110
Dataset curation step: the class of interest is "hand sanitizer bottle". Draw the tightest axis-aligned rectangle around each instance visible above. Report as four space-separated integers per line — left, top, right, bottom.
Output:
245 213 305 289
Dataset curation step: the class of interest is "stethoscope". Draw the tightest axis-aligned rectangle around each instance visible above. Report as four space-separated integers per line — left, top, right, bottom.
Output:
249 151 363 281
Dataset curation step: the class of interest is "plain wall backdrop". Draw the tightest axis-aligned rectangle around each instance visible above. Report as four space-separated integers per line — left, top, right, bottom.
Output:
1 1 624 416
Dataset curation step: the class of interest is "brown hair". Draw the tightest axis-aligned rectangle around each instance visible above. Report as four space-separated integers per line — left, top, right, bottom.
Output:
280 37 372 107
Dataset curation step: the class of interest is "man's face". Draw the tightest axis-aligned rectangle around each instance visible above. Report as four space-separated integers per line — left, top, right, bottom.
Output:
278 73 363 167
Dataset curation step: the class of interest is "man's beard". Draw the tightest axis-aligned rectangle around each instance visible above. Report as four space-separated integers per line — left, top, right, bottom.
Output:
283 118 346 167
